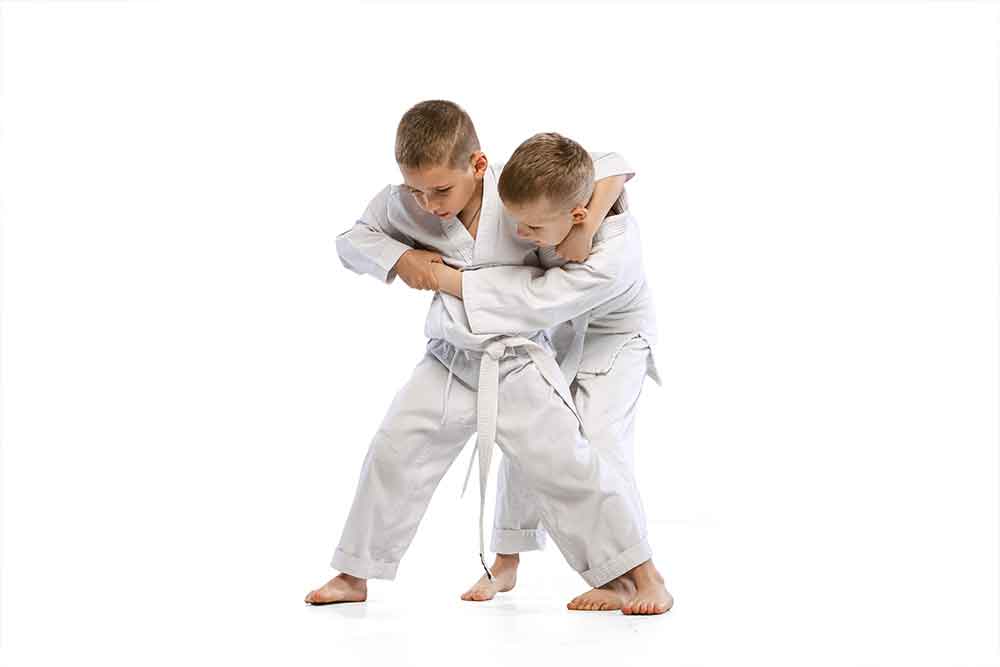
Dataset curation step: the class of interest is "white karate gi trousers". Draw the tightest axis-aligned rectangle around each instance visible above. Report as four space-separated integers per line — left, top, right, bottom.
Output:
330 345 652 588
492 335 654 555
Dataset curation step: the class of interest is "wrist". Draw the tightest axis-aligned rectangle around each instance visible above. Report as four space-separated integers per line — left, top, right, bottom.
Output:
394 248 414 269
433 263 463 298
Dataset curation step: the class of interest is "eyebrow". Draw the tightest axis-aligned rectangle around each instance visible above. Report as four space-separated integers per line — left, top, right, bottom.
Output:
404 184 451 192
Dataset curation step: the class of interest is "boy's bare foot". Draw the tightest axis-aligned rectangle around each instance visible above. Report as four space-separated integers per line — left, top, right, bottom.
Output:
566 573 637 611
304 573 368 605
621 559 673 615
460 553 519 602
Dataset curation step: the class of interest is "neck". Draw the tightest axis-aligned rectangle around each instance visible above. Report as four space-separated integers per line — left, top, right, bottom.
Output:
457 180 484 228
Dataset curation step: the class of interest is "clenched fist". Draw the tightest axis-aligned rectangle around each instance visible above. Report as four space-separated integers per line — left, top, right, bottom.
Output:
394 249 444 291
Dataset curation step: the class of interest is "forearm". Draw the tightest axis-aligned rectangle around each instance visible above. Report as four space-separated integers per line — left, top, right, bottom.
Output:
432 263 463 299
462 259 624 334
585 175 627 230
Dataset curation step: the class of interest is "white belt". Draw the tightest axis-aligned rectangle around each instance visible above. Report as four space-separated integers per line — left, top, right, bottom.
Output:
557 314 590 383
443 336 579 581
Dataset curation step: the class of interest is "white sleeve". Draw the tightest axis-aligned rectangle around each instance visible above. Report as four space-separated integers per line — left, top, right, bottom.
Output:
590 151 636 183
461 234 633 334
335 186 415 284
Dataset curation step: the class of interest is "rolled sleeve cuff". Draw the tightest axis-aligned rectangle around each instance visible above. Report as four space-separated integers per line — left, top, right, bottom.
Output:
336 233 412 284
592 152 635 182
378 241 412 283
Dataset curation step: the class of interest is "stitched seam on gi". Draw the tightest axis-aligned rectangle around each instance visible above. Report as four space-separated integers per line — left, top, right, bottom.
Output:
577 333 647 377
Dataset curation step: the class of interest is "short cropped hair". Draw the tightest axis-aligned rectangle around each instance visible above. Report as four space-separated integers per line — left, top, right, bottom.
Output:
395 100 481 170
498 133 595 209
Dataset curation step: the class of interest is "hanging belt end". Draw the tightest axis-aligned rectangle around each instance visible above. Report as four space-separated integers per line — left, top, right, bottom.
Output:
480 553 494 582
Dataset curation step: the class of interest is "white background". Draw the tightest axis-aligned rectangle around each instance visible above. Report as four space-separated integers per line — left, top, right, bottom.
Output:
1 2 998 666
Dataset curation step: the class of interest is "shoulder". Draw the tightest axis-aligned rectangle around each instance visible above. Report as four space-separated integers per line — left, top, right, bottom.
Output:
362 184 395 213
591 213 642 265
365 184 426 220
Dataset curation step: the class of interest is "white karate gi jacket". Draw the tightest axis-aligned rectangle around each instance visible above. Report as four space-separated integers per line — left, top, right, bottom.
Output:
460 211 659 385
336 152 637 388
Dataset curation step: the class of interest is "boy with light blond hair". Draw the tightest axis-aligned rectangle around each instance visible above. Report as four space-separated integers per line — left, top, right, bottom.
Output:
431 132 670 614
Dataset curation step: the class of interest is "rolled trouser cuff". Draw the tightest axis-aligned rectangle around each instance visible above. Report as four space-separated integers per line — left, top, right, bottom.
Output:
580 539 652 588
330 547 399 580
490 527 547 554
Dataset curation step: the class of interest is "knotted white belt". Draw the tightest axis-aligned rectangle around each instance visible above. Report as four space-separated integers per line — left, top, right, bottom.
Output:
441 336 580 581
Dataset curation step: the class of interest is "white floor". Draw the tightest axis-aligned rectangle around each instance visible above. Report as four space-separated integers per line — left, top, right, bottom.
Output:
2 516 997 667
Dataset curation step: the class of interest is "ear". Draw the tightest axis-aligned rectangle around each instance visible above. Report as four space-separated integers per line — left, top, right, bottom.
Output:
570 206 588 225
470 151 488 178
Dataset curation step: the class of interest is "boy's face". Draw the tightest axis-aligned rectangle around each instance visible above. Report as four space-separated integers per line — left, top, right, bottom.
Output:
399 152 486 220
506 198 588 248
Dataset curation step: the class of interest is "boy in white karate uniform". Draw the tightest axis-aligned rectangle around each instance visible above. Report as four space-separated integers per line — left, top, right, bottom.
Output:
430 132 672 615
305 101 666 613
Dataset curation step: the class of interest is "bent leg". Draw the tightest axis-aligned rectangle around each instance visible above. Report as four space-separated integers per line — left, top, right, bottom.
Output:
490 336 654 557
493 354 649 589
573 336 653 546
571 336 672 614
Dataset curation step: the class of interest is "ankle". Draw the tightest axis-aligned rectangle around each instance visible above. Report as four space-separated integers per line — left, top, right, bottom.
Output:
493 553 520 567
629 560 663 584
338 573 368 587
